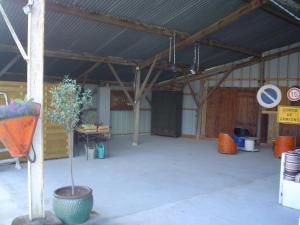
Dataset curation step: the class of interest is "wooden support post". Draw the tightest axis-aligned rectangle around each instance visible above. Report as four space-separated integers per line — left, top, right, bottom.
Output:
200 81 207 137
0 55 20 77
132 67 141 146
135 57 158 103
27 0 45 220
107 63 134 105
77 62 101 81
256 61 265 143
196 80 206 139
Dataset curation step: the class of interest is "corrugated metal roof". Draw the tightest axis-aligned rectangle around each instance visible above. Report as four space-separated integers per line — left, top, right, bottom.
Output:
47 0 241 34
209 9 300 53
0 0 300 82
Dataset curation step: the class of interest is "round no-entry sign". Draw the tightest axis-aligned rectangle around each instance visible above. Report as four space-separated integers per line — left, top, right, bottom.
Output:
287 87 300 102
257 84 282 108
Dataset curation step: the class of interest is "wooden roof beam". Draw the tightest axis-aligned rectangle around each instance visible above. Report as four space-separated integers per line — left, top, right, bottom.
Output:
201 39 261 57
13 0 261 58
13 0 189 40
0 44 140 66
45 1 189 40
10 0 263 67
141 0 267 68
43 0 261 57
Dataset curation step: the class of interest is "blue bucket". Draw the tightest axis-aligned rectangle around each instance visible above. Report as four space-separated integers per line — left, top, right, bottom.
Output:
233 135 245 148
96 143 105 159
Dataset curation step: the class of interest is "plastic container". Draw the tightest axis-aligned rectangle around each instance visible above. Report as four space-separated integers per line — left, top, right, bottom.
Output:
233 127 250 137
96 143 105 159
87 147 95 160
218 133 237 154
274 136 296 158
233 135 245 148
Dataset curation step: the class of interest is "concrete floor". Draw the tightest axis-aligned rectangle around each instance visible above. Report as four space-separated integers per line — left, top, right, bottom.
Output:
0 135 299 225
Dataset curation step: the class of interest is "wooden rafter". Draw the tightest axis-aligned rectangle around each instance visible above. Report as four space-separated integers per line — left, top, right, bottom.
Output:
198 70 233 107
201 39 261 57
141 0 267 68
48 3 189 40
0 55 20 77
13 0 188 40
143 70 163 93
77 62 101 81
12 0 262 59
3 71 103 84
0 44 140 66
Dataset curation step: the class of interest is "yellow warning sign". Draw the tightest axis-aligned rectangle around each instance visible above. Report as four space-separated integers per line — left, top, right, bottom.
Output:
277 106 300 125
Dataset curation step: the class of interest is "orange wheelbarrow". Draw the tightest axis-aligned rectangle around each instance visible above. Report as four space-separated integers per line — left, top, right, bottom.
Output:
0 92 40 160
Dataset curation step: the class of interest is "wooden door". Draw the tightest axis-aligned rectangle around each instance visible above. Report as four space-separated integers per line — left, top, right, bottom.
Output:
235 88 259 136
205 88 237 138
205 88 259 138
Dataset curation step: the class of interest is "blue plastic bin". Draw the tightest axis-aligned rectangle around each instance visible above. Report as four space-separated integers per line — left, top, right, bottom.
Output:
233 135 245 148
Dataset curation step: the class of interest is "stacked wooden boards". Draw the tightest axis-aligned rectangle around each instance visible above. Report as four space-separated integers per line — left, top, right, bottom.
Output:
0 81 68 160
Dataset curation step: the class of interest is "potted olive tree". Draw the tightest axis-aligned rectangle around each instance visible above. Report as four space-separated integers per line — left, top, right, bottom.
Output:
48 77 93 225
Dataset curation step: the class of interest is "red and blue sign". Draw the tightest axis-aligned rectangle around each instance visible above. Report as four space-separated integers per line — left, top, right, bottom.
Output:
287 87 300 102
257 84 282 108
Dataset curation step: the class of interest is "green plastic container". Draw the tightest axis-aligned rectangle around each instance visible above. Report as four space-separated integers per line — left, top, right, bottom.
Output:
96 143 105 159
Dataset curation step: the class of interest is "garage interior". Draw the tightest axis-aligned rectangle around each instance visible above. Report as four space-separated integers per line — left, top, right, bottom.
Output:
0 0 300 224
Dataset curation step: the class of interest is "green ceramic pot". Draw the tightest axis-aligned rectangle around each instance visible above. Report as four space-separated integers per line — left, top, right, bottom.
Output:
53 186 93 225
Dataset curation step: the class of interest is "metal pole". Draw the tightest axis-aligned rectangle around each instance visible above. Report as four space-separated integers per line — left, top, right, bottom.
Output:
26 0 45 220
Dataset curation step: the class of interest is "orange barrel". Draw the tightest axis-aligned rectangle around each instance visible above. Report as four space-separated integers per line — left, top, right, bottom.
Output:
274 136 296 158
218 133 237 154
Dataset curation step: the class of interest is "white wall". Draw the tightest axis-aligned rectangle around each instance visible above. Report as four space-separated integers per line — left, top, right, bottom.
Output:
208 42 300 88
81 84 98 124
82 85 151 135
109 86 151 135
182 81 199 136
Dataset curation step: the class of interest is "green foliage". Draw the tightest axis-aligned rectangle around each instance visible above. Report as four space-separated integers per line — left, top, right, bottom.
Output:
47 76 92 132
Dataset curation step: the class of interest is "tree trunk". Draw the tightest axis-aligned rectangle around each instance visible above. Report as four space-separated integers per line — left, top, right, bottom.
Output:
69 131 75 195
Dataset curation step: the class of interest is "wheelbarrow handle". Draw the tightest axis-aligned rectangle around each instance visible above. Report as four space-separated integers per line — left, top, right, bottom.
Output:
0 92 8 106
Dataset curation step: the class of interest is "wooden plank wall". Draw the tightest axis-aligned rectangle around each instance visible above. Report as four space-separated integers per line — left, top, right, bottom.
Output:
205 87 259 138
205 86 300 146
0 81 68 160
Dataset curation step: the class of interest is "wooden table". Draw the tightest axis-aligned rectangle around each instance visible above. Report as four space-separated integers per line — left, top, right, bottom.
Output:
75 126 110 159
